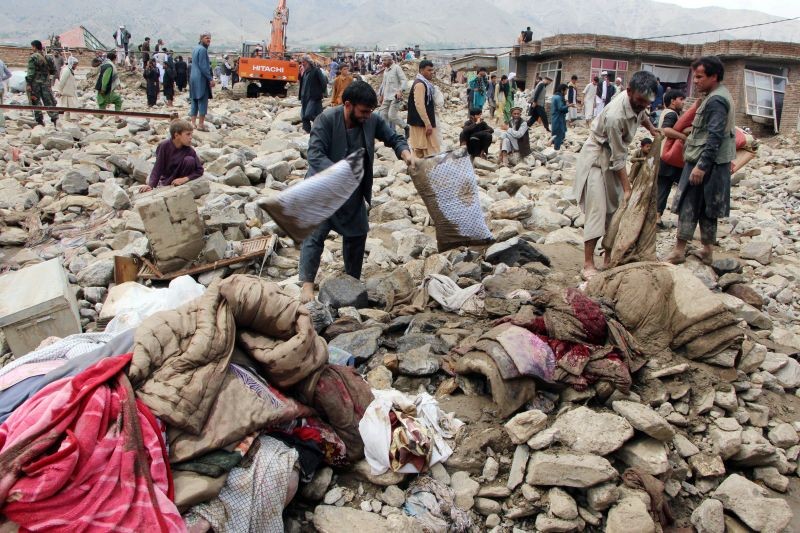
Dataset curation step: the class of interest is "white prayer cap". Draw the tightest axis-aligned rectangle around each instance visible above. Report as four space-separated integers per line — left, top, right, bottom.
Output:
382 53 392 61
200 31 211 39
68 56 79 67
616 77 622 83
601 71 608 76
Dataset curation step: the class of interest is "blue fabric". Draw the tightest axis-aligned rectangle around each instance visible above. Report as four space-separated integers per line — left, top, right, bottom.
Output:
469 76 488 110
550 94 569 149
190 97 209 117
0 329 135 423
189 43 212 101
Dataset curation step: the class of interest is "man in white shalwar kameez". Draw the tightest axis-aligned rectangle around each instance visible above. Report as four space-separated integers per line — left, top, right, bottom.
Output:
573 71 659 279
583 76 597 126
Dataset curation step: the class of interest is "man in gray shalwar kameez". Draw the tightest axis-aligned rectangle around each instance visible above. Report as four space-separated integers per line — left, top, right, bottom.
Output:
573 71 659 279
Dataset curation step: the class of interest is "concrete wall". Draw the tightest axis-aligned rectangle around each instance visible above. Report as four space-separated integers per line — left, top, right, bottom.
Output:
520 47 800 134
0 45 98 68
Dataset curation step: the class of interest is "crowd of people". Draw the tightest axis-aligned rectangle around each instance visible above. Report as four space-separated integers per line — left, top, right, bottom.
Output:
7 28 743 293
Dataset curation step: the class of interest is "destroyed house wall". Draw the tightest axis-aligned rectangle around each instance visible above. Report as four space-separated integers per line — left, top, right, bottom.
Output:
0 45 98 68
517 34 800 135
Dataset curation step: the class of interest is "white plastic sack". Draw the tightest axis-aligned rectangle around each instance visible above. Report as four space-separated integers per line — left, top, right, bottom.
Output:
102 275 206 333
8 71 26 93
261 149 365 242
359 389 464 475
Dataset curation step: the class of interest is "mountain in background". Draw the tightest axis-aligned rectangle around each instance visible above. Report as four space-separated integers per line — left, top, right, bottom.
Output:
1 0 799 52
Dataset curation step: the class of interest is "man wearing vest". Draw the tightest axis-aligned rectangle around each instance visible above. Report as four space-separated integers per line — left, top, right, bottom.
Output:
655 89 686 225
96 51 123 111
666 56 735 266
407 60 440 157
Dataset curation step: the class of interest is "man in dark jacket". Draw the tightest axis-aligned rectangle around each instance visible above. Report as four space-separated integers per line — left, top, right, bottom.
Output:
299 55 327 133
298 81 414 303
666 56 735 266
174 56 188 92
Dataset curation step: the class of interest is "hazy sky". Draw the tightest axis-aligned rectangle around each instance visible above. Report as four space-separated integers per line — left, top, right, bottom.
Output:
665 0 800 18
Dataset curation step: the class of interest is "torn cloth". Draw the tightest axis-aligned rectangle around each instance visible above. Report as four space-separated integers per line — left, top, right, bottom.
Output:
404 476 472 533
0 331 115 380
602 137 663 268
425 274 485 316
0 354 184 532
622 467 674 527
359 389 464 475
184 435 298 533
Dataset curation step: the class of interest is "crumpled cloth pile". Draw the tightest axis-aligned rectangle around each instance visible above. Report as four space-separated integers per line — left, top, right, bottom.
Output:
394 274 486 317
586 262 744 361
455 288 645 411
0 354 185 532
404 476 472 533
359 389 464 475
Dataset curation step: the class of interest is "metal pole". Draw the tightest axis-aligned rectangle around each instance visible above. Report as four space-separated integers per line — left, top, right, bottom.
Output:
0 104 178 120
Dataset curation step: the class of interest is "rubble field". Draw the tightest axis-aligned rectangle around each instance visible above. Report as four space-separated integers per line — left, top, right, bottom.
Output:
0 62 799 533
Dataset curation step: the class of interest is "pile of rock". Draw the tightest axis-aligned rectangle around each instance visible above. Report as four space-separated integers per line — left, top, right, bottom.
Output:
0 66 798 532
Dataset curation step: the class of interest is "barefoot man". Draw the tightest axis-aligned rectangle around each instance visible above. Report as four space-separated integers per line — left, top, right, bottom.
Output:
574 71 659 279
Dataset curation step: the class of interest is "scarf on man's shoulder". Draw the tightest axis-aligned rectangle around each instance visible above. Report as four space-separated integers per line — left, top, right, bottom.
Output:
415 73 435 104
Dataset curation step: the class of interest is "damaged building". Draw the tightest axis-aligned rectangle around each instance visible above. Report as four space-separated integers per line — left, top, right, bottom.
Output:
513 33 800 135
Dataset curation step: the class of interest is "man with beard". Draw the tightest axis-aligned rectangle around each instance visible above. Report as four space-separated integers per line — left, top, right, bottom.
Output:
189 32 215 131
574 70 659 279
299 55 327 133
299 81 415 303
498 106 530 166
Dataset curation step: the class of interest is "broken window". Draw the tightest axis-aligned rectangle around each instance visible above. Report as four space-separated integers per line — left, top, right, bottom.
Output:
640 63 691 92
590 58 628 85
536 60 562 96
744 69 787 131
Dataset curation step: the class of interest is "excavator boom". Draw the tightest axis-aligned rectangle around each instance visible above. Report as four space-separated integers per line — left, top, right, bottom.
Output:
236 0 298 96
269 0 289 58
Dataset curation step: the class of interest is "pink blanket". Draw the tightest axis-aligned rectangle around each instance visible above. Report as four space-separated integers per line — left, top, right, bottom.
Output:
0 354 185 532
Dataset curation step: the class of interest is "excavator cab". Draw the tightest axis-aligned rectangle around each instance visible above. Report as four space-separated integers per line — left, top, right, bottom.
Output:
236 42 299 97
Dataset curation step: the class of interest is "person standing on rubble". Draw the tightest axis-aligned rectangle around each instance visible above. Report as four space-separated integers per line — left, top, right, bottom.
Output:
54 56 78 121
174 56 188 92
407 60 440 157
189 32 214 132
527 75 552 132
144 59 160 107
666 56 735 266
469 68 489 114
299 55 327 133
26 40 59 127
96 51 123 112
655 89 686 226
331 63 354 106
377 53 408 136
583 76 598 126
574 70 659 279
299 81 415 304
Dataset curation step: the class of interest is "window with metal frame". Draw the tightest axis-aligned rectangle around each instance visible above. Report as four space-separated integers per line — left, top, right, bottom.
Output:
535 60 562 97
744 69 787 130
590 58 628 86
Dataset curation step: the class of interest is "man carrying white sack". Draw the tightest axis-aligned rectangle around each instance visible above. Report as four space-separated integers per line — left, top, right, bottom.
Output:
299 80 415 303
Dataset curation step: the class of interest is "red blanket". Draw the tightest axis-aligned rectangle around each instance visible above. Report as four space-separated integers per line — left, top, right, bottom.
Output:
0 355 185 532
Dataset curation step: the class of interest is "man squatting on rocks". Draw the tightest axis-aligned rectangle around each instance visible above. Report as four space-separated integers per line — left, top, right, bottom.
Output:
666 56 735 266
574 70 659 279
299 81 415 304
140 119 204 192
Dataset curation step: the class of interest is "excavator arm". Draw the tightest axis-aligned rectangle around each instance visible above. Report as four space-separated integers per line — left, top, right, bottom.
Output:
268 0 289 59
